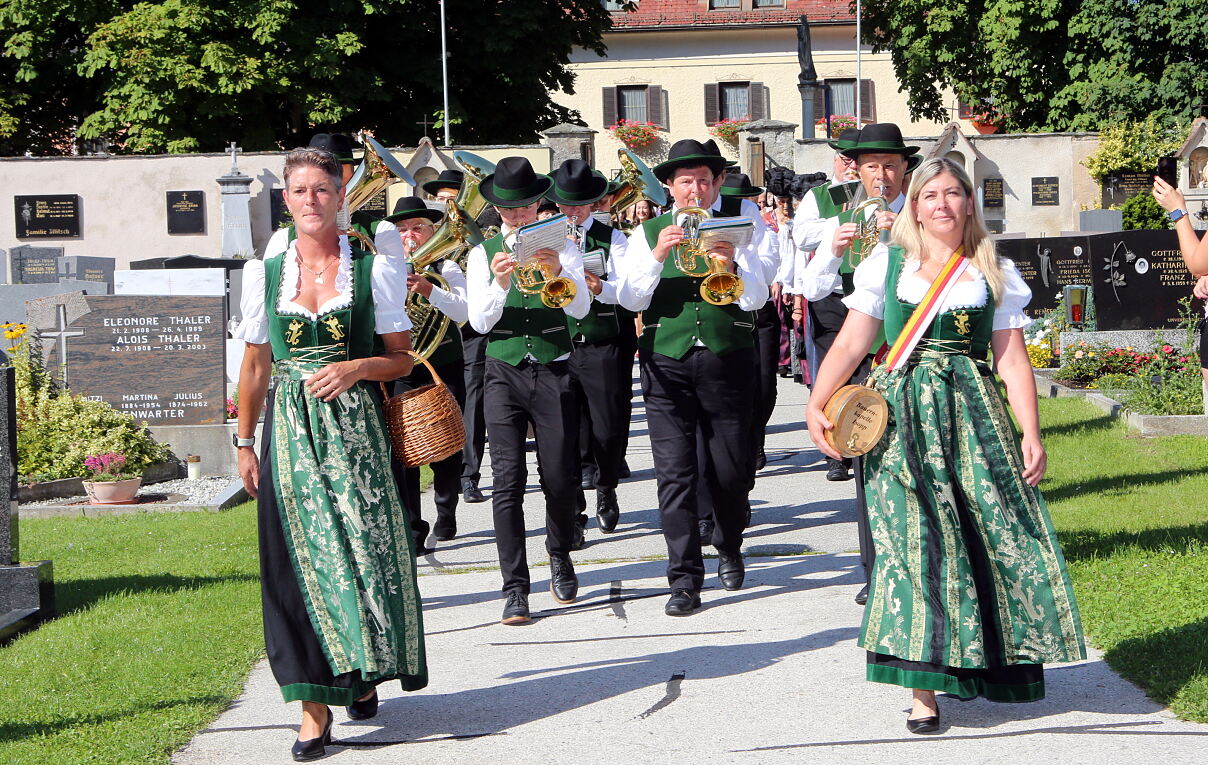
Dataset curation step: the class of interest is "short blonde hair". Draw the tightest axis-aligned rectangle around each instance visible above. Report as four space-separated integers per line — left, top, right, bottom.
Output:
282 148 343 189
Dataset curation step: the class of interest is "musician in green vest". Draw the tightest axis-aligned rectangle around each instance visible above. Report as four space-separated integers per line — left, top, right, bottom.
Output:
618 139 771 617
382 196 468 552
547 158 630 536
465 156 592 626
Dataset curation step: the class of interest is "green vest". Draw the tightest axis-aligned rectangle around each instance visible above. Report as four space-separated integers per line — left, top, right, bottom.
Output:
811 181 846 220
481 233 574 365
568 220 621 343
882 246 996 361
263 248 378 362
637 196 755 359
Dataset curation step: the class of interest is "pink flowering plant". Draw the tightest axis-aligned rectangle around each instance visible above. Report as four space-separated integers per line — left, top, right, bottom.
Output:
709 115 749 142
608 119 659 150
815 114 859 139
226 394 239 419
83 452 139 482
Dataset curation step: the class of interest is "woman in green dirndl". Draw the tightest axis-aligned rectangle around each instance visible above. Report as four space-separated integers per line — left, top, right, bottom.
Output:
807 157 1084 734
235 148 427 761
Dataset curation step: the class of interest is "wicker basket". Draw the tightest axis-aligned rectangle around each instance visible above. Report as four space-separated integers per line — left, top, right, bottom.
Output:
383 351 466 467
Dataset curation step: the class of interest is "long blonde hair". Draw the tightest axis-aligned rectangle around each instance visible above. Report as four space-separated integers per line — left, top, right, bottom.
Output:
889 157 1005 303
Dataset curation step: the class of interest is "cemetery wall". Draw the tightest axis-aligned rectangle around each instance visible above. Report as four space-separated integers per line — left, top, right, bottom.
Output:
0 145 551 272
794 131 1101 237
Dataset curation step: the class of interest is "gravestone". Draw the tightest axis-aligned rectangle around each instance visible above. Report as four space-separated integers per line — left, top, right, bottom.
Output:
10 245 63 284
59 256 115 293
1084 229 1196 330
1 280 105 325
1101 171 1153 208
996 236 1094 318
26 294 227 425
114 268 226 297
982 177 1005 209
269 187 291 230
0 365 56 642
218 144 254 258
13 194 81 238
1030 177 1060 207
359 190 389 220
166 190 206 235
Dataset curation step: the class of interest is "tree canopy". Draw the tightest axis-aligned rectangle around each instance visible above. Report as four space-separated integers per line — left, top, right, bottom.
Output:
0 0 614 155
860 0 1207 132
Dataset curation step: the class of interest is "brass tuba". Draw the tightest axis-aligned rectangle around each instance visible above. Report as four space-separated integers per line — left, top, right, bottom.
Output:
673 197 744 306
339 133 416 252
610 148 668 218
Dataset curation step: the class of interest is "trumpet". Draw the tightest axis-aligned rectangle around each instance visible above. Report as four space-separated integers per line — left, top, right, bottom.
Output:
674 197 744 306
512 226 577 309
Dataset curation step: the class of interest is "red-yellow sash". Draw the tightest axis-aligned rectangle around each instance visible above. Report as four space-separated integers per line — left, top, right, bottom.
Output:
882 246 969 371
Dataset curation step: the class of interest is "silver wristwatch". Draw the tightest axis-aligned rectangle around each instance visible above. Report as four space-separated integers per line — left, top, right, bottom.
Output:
233 435 256 448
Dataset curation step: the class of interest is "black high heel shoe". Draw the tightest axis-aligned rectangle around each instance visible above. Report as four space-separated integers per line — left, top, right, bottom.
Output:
905 708 941 734
291 706 333 762
346 689 379 721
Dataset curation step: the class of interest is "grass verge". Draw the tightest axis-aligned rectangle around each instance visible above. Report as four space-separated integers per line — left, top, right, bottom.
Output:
1039 397 1208 722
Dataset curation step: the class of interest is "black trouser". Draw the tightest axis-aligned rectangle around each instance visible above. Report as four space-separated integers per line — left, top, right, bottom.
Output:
751 302 781 464
390 359 466 547
570 338 627 490
460 330 488 485
484 356 582 594
641 346 754 592
614 319 639 459
807 291 876 580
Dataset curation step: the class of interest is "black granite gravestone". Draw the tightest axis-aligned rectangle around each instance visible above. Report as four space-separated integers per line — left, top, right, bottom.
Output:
1085 229 1195 330
58 256 115 293
10 245 62 284
359 190 389 219
1031 177 1060 207
166 190 206 234
983 177 1005 209
1101 171 1153 208
996 235 1093 317
270 188 291 230
14 194 81 238
27 294 226 425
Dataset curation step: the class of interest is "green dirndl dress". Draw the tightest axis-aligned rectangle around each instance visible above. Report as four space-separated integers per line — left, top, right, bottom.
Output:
256 247 427 705
857 247 1085 702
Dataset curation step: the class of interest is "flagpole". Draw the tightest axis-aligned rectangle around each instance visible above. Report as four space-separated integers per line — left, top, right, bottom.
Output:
855 0 862 124
440 0 451 146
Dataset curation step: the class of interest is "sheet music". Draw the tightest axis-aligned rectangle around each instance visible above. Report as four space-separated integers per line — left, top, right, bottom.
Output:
581 249 607 277
514 214 570 261
697 218 754 250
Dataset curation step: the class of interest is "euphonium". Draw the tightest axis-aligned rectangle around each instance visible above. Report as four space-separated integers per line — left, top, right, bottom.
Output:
405 201 483 359
673 197 744 306
610 148 668 218
338 133 416 253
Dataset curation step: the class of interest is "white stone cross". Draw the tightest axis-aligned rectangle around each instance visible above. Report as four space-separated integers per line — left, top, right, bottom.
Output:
42 303 85 387
228 141 242 173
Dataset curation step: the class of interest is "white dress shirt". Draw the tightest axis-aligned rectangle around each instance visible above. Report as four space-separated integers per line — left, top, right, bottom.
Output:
465 227 591 359
234 237 412 344
800 192 907 302
572 222 629 306
410 257 469 324
618 206 771 314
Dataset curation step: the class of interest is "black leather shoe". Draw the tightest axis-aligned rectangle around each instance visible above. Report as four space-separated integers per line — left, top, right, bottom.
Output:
291 706 332 761
580 467 597 490
501 590 531 625
549 554 579 604
346 689 378 721
665 589 701 616
906 711 941 734
825 458 850 482
854 583 869 605
571 521 587 551
718 553 745 591
617 459 631 479
754 449 767 471
432 524 457 542
698 518 715 546
462 480 486 503
596 488 620 533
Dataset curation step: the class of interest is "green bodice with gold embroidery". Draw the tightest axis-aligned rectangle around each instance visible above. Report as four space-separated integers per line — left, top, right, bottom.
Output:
263 248 378 363
881 246 995 361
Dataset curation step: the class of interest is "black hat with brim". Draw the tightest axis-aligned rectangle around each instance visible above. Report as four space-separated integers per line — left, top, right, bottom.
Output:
827 127 861 152
840 123 921 159
906 153 922 174
607 180 623 196
309 133 357 164
720 172 763 198
422 169 464 197
480 156 553 208
653 139 730 183
546 159 609 205
384 196 444 224
703 138 739 168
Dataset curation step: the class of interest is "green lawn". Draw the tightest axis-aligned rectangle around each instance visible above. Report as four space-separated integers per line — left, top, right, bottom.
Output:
1 408 1206 763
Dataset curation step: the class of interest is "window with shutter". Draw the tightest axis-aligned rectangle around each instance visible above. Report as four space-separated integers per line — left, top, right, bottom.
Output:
957 100 975 119
704 83 720 125
719 82 749 122
859 80 877 122
647 85 667 129
709 0 740 8
747 82 768 121
602 86 618 127
618 85 649 124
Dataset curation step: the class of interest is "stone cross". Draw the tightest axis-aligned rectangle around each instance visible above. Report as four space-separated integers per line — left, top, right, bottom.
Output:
42 304 85 387
227 141 242 174
416 117 434 138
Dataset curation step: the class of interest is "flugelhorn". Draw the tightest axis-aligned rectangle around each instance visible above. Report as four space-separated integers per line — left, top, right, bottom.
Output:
847 184 891 265
512 215 577 309
673 197 743 306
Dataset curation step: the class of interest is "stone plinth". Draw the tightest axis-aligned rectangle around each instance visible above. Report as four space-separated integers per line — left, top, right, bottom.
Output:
739 119 799 170
217 171 254 259
541 123 599 168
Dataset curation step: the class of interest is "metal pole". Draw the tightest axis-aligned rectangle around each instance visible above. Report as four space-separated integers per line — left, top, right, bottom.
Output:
855 0 862 124
440 0 451 146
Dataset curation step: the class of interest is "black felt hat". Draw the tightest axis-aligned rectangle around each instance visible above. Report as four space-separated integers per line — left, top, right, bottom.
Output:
308 133 357 164
384 196 443 224
703 138 739 168
422 169 464 197
827 127 861 152
546 159 609 205
480 157 553 208
840 123 920 159
720 172 763 198
653 139 730 183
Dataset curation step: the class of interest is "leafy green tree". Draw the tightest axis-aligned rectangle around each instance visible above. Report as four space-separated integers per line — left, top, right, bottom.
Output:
0 0 613 155
859 0 1207 132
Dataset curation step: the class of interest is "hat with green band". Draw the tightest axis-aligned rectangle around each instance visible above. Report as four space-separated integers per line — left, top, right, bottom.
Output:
308 133 357 164
384 195 444 224
719 172 763 198
480 156 553 208
839 123 921 159
827 127 861 152
653 139 730 183
546 159 609 206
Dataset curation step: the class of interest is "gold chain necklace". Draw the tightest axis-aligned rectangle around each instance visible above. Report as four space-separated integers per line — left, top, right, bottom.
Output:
297 254 338 286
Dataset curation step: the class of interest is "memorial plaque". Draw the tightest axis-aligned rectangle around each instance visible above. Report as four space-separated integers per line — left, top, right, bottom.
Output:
28 294 226 425
166 190 206 234
1085 230 1195 330
1101 171 1153 208
270 187 291 230
10 245 63 284
59 256 115 292
1030 177 1060 207
983 178 1005 208
996 235 1093 317
359 190 388 219
14 194 81 238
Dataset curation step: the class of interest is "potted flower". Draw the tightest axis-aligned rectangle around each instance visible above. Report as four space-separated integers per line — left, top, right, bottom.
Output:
607 119 660 150
815 114 859 139
969 108 1007 135
708 115 750 143
82 452 142 505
